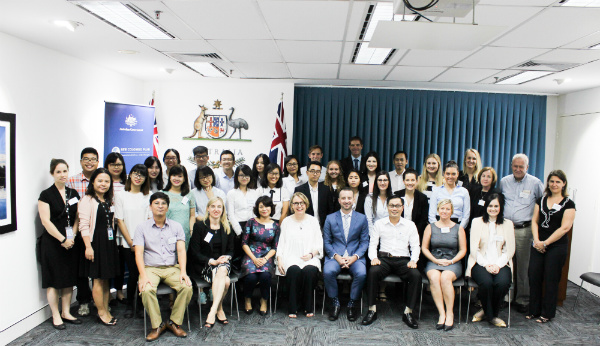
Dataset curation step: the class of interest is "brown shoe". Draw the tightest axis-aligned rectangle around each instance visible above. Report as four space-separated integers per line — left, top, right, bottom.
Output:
166 320 187 338
146 323 166 342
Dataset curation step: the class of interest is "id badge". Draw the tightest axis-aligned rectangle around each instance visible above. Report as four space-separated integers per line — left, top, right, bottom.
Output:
108 227 114 240
204 232 213 243
478 199 485 206
552 203 562 211
66 226 74 240
181 196 189 205
441 227 450 234
68 197 79 205
110 206 115 213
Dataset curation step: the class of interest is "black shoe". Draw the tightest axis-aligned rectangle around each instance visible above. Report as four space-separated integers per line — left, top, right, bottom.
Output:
444 324 454 331
329 305 341 321
515 303 528 313
436 323 444 330
244 308 254 315
361 310 378 325
258 310 267 316
62 318 82 325
402 312 418 329
52 322 66 330
347 307 358 322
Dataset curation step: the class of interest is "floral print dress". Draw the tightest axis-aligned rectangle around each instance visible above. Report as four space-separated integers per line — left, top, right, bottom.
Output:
240 218 280 277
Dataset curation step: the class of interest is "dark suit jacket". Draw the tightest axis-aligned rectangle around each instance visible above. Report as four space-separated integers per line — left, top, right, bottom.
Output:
187 220 235 279
340 155 366 179
294 182 332 229
355 191 367 214
396 189 429 240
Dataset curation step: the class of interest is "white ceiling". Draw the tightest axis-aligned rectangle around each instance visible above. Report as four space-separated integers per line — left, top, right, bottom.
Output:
1 0 600 95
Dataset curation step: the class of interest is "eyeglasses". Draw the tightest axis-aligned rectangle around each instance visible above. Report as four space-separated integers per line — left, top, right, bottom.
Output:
81 158 98 163
131 172 145 179
377 179 389 182
165 157 178 161
109 163 123 168
221 158 234 162
389 204 403 209
238 174 250 179
307 170 321 175
292 202 305 206
194 154 208 160
199 176 211 181
267 172 280 176
286 162 298 167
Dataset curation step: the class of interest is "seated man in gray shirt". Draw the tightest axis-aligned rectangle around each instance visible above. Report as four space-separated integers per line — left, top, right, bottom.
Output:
499 153 544 313
134 192 193 342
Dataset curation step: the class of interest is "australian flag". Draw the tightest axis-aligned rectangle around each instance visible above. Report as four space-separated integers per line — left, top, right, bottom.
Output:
269 101 287 167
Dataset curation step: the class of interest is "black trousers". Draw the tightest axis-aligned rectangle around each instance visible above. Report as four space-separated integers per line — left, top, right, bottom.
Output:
244 272 272 300
113 245 127 294
286 265 319 314
75 234 92 304
367 257 421 309
232 222 246 271
471 264 511 321
119 246 139 307
528 244 567 318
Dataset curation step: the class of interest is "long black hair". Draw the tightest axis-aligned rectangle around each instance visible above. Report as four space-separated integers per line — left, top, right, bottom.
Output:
361 151 380 176
86 168 114 204
260 163 283 189
283 155 302 178
104 152 127 184
372 171 393 214
252 154 271 181
164 165 191 196
482 193 505 225
144 156 164 190
125 164 150 195
234 164 257 190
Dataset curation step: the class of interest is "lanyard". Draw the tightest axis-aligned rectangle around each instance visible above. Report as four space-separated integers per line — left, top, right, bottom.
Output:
99 200 112 230
64 189 71 228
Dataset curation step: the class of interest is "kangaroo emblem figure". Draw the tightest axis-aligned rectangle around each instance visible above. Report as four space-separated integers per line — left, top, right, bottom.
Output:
227 107 249 139
187 105 208 138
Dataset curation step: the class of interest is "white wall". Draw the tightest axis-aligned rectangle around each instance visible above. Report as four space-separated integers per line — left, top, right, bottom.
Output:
555 86 600 295
0 32 144 345
142 80 294 171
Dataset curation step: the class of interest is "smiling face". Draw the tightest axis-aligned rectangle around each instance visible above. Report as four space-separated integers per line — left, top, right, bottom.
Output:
465 151 478 170
387 197 404 218
147 162 160 179
426 158 439 175
349 140 363 158
194 152 209 167
487 198 500 218
170 173 184 188
438 202 453 220
347 172 360 188
394 153 407 172
93 173 111 196
258 202 272 218
108 158 123 179
80 153 99 176
511 158 527 181
267 168 280 187
286 158 299 175
164 151 178 169
338 189 354 212
237 171 250 187
150 198 169 217
377 174 389 192
327 163 340 180
220 153 234 170
198 173 213 188
131 171 146 187
444 167 459 186
366 156 378 172
207 199 224 220
308 149 323 162
291 196 306 215
53 163 69 185
548 175 566 196
403 172 417 192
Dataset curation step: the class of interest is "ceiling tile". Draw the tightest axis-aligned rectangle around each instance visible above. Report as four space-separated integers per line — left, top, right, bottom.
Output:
562 31 600 49
386 66 447 82
287 63 338 79
535 49 600 64
345 1 369 42
493 7 600 48
456 46 549 69
399 49 473 67
478 69 525 84
441 5 543 27
139 39 214 53
130 1 202 40
342 42 357 64
233 63 290 78
433 68 500 83
258 0 349 41
277 41 342 64
209 40 282 63
164 0 271 39
339 64 392 80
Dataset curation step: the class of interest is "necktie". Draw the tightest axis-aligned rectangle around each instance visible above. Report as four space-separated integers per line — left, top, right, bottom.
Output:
353 158 359 171
343 214 350 242
269 189 275 199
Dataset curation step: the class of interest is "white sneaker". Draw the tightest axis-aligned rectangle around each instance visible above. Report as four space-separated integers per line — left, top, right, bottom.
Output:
78 303 90 316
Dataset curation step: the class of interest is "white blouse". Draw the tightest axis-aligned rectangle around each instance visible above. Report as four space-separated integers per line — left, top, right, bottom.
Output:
257 186 291 220
114 191 151 248
276 215 323 274
191 187 227 218
476 221 509 268
226 188 260 236
364 196 389 235
283 175 307 195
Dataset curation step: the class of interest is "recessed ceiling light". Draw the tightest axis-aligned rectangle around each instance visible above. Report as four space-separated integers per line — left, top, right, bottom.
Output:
354 42 394 65
495 71 553 85
117 50 139 54
53 20 83 32
184 62 228 78
72 1 173 40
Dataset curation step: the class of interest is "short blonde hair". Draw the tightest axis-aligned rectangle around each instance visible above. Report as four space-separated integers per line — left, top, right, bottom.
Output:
437 199 454 214
290 192 310 214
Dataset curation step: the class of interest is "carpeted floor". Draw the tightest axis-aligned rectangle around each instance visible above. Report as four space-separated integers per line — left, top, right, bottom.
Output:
8 281 600 346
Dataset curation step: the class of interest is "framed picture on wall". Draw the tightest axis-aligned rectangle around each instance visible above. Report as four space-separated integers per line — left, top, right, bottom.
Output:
0 112 16 234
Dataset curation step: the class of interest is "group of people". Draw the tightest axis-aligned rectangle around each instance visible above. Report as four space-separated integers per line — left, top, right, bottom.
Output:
37 136 576 341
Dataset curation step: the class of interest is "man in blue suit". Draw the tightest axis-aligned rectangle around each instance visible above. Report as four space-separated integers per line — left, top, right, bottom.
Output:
323 187 370 321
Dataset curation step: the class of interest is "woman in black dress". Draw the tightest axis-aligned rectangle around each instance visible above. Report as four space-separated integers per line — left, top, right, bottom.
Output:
347 170 367 214
38 159 81 329
188 196 235 328
527 170 576 323
79 168 119 326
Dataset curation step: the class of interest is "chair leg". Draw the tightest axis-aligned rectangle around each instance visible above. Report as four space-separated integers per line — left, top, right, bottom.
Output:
230 282 234 317
186 306 191 332
274 277 279 312
199 290 203 329
458 286 462 325
322 290 326 315
270 285 273 317
235 283 240 321
573 279 584 311
313 288 316 315
508 287 511 328
143 306 147 336
466 289 471 324
418 282 424 320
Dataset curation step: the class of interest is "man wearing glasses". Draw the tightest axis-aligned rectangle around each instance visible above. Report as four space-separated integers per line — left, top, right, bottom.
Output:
213 150 236 194
189 146 209 189
67 147 99 317
361 195 421 328
294 161 332 229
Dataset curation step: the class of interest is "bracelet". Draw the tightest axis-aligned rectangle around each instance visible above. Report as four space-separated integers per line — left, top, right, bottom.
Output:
310 253 314 258
61 237 67 244
451 259 454 264
543 242 547 248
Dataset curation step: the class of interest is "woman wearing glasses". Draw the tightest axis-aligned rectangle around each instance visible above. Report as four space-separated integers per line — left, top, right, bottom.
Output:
364 171 393 235
282 155 307 194
162 149 181 186
258 163 290 223
104 153 127 194
191 166 227 220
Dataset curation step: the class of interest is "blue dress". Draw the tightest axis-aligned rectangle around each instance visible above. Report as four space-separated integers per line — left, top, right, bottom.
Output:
240 218 280 278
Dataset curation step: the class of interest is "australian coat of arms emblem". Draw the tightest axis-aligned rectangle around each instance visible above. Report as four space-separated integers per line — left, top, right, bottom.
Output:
186 101 249 140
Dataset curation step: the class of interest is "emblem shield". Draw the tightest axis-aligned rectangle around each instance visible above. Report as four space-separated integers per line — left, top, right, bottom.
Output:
204 114 228 139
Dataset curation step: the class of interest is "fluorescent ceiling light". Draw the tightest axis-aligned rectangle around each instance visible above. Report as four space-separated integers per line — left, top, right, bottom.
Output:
590 42 600 49
73 1 172 39
53 20 83 32
495 71 552 85
363 3 416 41
355 42 393 65
185 62 227 78
560 0 600 6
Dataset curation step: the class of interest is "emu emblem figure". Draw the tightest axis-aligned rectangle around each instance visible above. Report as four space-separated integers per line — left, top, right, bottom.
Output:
227 107 249 139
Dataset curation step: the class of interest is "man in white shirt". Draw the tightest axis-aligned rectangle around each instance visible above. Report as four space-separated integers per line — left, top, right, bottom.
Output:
361 195 421 328
300 145 326 182
389 150 408 193
189 146 209 189
214 150 235 194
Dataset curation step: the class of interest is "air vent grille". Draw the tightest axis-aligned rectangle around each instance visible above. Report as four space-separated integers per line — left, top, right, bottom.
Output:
514 60 580 72
165 52 226 62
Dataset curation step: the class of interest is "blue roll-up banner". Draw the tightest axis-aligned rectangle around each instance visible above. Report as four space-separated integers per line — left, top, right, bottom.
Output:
104 102 155 170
